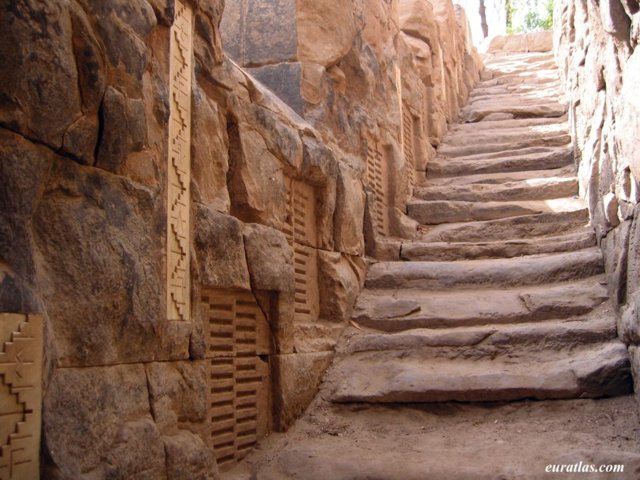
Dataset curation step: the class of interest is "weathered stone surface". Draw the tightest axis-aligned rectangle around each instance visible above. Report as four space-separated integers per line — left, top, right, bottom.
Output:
273 352 334 430
191 84 230 212
194 205 251 290
227 122 289 229
221 0 297 66
247 63 305 116
96 87 147 174
243 223 295 293
619 50 640 181
296 0 356 66
331 342 631 403
0 1 82 149
43 364 166 479
318 251 365 322
333 164 366 255
81 0 155 87
32 159 190 367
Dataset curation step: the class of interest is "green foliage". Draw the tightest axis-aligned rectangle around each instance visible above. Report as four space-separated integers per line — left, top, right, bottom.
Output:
508 0 554 33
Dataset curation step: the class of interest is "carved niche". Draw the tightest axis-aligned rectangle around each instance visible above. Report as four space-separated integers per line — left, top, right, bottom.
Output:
201 289 272 470
167 0 193 322
0 314 43 480
284 179 319 324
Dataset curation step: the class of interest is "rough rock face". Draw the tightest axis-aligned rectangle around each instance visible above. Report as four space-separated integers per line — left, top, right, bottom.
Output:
554 0 640 405
0 0 481 478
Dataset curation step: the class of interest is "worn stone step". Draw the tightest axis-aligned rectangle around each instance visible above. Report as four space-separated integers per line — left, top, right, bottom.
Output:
414 176 577 202
352 277 608 331
461 101 566 123
421 166 575 187
330 342 631 403
446 115 567 134
408 197 583 225
427 145 573 177
400 229 595 261
420 209 589 243
365 248 604 290
442 122 568 146
345 315 616 356
438 134 570 158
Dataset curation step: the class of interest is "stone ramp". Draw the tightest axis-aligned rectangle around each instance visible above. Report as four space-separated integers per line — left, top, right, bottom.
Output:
328 50 632 404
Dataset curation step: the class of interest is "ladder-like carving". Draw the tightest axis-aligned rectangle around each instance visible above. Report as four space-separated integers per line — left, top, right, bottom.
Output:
366 142 390 236
284 179 319 324
0 314 43 480
402 106 416 191
201 290 271 470
167 0 193 321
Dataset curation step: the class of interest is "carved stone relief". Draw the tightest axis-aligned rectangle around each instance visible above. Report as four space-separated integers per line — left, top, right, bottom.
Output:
0 314 43 480
167 0 193 322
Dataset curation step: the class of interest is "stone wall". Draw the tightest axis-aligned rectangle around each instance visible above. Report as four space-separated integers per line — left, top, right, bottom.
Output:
222 0 482 258
0 0 480 478
554 0 640 399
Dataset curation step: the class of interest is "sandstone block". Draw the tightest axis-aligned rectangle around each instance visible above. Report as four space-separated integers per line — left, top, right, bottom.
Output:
43 364 166 479
318 251 365 323
96 87 147 174
194 205 251 290
272 352 334 431
247 63 304 116
333 164 366 255
191 84 230 212
296 0 357 66
33 159 190 367
227 122 289 229
0 0 82 149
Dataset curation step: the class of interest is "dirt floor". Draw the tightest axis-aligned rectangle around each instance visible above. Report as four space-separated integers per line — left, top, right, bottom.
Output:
225 394 640 479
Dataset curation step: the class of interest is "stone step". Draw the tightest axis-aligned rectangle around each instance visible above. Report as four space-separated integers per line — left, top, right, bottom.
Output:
407 197 583 225
461 101 566 123
427 145 573 177
414 176 577 202
442 122 568 146
352 277 608 331
345 315 616 356
420 208 589 243
446 115 567 134
400 229 595 261
437 134 570 158
330 342 631 403
365 248 603 290
422 166 575 187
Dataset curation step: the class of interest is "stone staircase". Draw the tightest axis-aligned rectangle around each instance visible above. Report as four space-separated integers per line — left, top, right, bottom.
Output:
326 51 633 405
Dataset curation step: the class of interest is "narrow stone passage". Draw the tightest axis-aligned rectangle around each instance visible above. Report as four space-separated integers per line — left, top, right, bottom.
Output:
225 51 640 480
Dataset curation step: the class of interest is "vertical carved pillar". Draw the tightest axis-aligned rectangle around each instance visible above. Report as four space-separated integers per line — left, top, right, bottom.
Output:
365 141 390 237
167 0 193 322
402 105 416 191
0 314 43 480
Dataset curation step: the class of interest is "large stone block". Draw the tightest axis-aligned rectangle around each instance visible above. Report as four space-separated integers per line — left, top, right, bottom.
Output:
194 205 251 291
317 251 365 323
43 364 166 479
191 84 230 212
296 0 357 66
272 352 334 431
0 0 82 150
221 0 298 66
619 49 640 181
227 122 289 229
334 164 366 256
32 159 189 367
247 63 304 116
